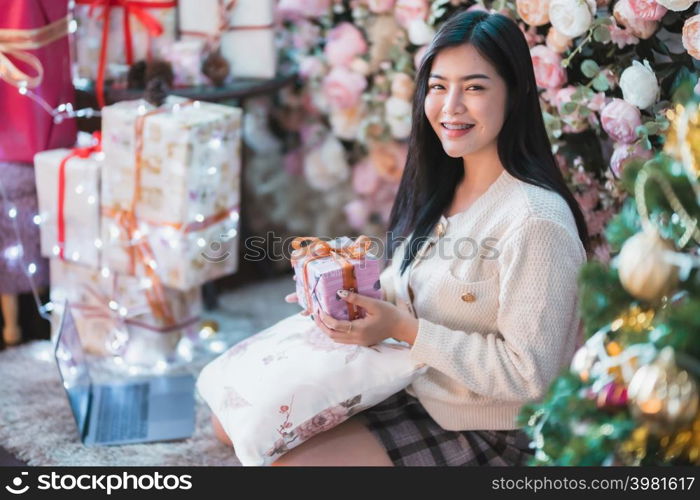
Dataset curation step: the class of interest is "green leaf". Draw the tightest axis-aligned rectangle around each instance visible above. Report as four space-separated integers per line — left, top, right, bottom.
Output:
635 124 648 138
593 25 611 43
644 121 660 135
592 73 610 92
562 102 578 114
581 59 600 79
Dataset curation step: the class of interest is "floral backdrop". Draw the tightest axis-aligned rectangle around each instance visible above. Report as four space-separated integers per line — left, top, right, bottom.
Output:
250 0 700 261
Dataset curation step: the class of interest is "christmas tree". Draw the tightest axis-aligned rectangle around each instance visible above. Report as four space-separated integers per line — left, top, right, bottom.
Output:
520 72 700 466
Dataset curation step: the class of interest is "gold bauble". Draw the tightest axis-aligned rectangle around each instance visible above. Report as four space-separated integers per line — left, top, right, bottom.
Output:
627 347 699 435
664 103 699 179
618 229 679 303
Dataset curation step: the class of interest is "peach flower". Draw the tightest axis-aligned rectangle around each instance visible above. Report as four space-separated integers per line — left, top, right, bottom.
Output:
516 0 550 27
369 141 408 181
391 73 415 100
546 27 573 53
530 45 567 89
682 14 700 60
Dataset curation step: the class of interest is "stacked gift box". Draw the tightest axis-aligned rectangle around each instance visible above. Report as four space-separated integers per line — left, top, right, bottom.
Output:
72 0 278 106
34 97 243 365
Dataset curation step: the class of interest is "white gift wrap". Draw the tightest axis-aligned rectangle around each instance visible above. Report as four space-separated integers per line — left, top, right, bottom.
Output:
100 96 242 289
73 1 177 82
179 0 277 79
50 258 203 361
34 148 103 268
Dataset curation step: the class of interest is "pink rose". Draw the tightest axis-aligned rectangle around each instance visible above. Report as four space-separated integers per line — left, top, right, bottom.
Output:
600 98 642 144
614 0 659 39
588 92 607 112
322 66 367 109
530 45 567 89
324 22 368 67
394 0 429 29
367 0 396 13
352 159 382 195
299 55 325 79
344 199 371 230
278 0 331 19
546 27 573 54
294 406 348 442
628 0 667 20
610 142 653 176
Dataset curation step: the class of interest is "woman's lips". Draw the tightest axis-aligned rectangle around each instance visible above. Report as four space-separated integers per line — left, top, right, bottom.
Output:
441 123 474 139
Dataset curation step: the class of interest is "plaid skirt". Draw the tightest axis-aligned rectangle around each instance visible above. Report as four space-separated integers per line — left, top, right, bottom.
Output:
357 391 534 466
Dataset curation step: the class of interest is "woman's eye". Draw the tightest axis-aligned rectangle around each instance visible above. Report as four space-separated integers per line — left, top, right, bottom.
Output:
429 84 444 90
467 86 484 91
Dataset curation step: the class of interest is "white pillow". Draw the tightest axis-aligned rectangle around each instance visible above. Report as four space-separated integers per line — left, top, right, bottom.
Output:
196 313 426 466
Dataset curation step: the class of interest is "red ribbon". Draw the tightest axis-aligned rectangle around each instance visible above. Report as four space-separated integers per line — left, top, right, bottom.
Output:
57 133 103 260
75 0 176 108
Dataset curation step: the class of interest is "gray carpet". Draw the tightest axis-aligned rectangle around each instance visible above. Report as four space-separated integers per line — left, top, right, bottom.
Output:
0 277 299 466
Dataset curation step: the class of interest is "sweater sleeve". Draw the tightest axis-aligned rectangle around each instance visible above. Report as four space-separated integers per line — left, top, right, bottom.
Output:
409 217 586 402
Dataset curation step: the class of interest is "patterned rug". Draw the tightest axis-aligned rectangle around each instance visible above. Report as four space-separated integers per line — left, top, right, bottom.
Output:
0 277 299 466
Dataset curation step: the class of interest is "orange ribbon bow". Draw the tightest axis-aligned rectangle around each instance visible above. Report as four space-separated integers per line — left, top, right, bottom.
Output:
290 236 372 321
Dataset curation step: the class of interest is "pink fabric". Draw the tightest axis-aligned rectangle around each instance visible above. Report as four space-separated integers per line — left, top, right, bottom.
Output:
0 0 76 163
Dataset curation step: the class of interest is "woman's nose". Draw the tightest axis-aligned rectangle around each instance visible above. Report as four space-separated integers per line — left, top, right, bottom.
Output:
443 88 466 116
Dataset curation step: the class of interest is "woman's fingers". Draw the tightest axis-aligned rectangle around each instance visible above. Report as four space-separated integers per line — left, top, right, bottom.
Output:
284 292 298 303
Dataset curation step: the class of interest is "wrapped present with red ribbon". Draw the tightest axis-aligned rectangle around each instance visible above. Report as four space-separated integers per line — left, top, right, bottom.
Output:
291 236 383 321
34 133 104 268
0 0 76 163
179 0 277 80
100 96 243 290
50 257 202 361
73 0 177 107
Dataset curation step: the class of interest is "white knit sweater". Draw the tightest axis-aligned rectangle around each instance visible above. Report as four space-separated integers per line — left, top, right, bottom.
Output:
380 169 587 431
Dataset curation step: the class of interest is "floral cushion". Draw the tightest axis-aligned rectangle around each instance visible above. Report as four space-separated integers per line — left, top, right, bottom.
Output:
196 313 426 466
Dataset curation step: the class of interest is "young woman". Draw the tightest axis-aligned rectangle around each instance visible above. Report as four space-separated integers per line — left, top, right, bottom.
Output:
213 9 589 466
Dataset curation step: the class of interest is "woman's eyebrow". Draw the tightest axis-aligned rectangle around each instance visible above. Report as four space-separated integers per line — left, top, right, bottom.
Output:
428 73 491 81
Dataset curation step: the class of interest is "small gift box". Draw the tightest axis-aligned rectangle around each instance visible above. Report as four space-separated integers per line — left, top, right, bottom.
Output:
0 0 76 162
291 236 382 321
33 137 103 268
50 258 202 362
73 0 177 106
179 0 277 79
100 96 242 289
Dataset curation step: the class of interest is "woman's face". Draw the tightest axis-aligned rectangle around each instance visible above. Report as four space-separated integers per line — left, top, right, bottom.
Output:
424 44 508 160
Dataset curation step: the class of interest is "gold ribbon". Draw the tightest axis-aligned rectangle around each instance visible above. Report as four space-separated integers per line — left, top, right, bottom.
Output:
290 236 372 320
0 16 70 89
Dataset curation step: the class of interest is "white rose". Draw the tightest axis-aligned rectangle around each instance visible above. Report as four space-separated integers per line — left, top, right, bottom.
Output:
549 0 597 38
407 19 435 46
330 105 365 141
385 96 413 139
619 60 659 109
655 0 696 11
303 135 350 191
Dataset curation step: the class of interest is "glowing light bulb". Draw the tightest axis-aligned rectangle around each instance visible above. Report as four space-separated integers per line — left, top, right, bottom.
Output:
28 263 37 274
195 214 205 223
33 214 42 225
197 238 206 248
101 267 111 278
109 300 119 311
207 166 217 175
52 245 61 256
87 195 96 205
94 238 103 249
8 207 17 218
75 184 84 195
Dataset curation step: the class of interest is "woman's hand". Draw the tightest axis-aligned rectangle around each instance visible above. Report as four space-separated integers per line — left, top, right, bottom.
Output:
312 289 418 347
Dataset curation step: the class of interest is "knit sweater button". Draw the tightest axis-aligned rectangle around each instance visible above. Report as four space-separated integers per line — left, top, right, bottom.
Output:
461 292 476 303
436 223 445 237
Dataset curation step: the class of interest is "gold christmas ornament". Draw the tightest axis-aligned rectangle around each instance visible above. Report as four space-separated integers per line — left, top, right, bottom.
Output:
627 347 699 435
664 102 699 180
617 228 679 303
199 320 220 339
661 414 700 464
617 425 650 465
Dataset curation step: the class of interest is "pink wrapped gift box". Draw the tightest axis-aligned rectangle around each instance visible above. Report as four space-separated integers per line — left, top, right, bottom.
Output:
0 0 76 163
292 237 382 321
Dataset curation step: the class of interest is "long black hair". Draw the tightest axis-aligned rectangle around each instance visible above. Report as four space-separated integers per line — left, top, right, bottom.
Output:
387 10 590 273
